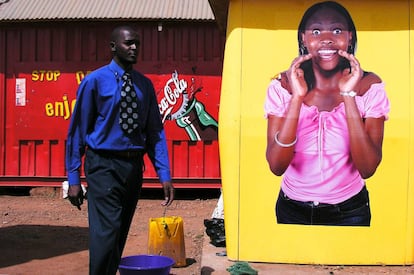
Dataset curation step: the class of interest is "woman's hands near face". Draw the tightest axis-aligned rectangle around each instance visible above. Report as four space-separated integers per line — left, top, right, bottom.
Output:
286 50 362 97
338 50 363 93
286 54 312 98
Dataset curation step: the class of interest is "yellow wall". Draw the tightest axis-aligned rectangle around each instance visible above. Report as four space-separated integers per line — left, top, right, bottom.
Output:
219 0 414 264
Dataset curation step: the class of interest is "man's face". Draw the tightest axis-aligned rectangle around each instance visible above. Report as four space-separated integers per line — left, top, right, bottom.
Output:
112 28 140 67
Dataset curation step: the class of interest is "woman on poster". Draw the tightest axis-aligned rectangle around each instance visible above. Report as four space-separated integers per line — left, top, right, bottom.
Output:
265 1 390 226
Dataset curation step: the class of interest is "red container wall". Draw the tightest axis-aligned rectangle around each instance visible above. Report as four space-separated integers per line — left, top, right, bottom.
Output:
0 21 225 188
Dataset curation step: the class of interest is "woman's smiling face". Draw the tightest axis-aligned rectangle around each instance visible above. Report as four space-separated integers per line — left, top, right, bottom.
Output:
301 7 352 71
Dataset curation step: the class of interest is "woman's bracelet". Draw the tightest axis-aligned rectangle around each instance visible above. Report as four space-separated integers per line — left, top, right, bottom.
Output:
274 131 297 148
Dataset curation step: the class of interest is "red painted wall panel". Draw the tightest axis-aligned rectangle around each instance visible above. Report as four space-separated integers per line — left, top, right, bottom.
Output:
0 29 6 177
0 21 224 188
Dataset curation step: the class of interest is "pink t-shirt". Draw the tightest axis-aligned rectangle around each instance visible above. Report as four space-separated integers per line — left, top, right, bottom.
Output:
264 79 390 204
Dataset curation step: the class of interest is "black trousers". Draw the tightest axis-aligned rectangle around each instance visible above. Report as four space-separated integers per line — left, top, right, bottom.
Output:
85 149 143 275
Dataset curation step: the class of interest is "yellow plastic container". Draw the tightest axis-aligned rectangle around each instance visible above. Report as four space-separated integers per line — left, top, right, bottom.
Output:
147 216 186 267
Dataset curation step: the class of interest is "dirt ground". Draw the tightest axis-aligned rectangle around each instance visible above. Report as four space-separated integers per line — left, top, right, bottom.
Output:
0 187 414 275
0 187 219 275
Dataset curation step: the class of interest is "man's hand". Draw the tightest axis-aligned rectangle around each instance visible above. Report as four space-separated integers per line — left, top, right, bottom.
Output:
161 181 174 206
68 184 84 210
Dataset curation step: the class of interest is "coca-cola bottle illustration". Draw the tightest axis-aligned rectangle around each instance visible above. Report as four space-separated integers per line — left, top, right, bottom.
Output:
161 71 218 141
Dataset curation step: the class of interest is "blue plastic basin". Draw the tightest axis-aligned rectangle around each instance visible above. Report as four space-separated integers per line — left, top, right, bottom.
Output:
118 255 175 275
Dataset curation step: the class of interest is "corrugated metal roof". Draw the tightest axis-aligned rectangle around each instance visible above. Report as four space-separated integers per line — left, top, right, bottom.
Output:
0 0 215 21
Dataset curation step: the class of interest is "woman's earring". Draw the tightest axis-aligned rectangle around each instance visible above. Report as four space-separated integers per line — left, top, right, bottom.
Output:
300 43 307 55
347 44 354 54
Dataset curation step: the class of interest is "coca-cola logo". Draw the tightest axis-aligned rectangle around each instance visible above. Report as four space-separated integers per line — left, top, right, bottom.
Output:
159 71 189 123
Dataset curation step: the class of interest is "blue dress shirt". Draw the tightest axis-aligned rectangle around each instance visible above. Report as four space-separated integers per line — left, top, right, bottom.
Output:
66 60 171 185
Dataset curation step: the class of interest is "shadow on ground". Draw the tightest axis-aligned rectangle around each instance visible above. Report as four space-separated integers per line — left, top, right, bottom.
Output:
0 224 88 268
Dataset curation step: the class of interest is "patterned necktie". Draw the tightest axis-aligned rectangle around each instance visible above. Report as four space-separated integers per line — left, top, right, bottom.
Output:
119 72 139 134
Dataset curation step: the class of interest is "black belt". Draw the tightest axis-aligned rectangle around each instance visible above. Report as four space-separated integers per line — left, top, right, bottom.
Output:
280 185 368 209
91 149 143 159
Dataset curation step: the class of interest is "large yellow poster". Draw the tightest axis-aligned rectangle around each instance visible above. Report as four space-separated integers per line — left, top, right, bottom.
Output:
219 0 414 264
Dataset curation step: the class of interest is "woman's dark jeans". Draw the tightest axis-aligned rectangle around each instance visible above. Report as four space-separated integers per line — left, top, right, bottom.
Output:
276 186 371 226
